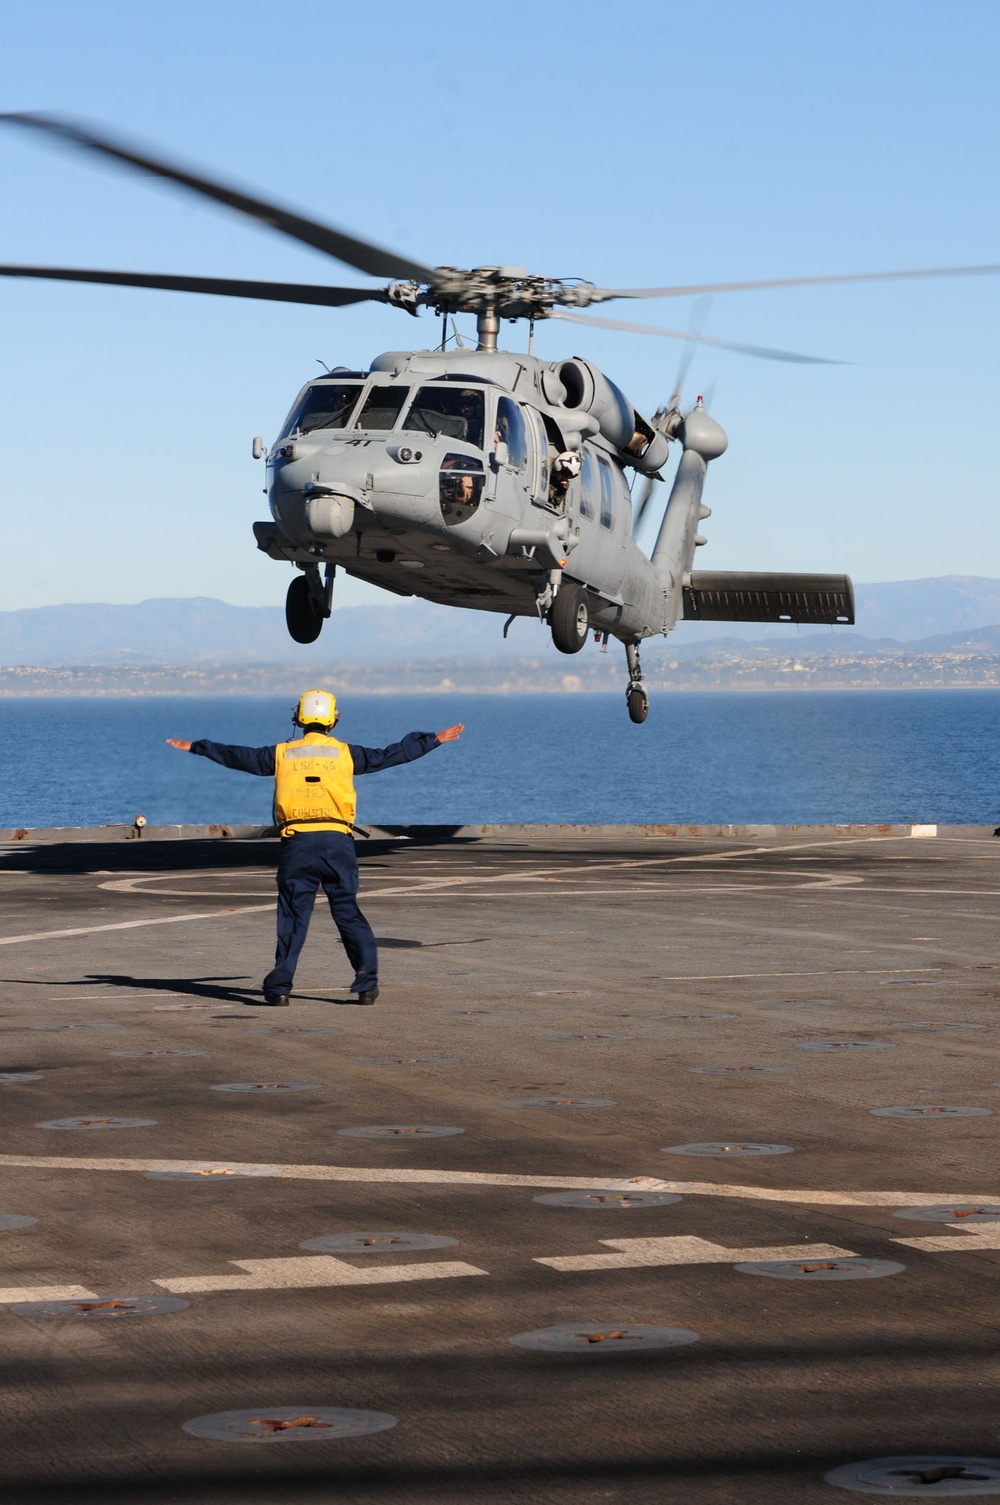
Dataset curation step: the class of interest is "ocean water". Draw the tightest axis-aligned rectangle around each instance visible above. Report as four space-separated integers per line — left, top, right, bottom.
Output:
1 690 999 829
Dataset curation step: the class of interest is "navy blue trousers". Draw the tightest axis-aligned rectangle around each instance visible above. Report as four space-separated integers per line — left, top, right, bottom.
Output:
262 830 377 995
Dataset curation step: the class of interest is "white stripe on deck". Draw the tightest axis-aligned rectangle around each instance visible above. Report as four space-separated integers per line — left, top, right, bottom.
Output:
535 1236 857 1271
894 1225 1000 1254
0 904 272 946
156 1254 486 1294
536 1234 855 1270
0 1284 98 1302
0 1154 992 1208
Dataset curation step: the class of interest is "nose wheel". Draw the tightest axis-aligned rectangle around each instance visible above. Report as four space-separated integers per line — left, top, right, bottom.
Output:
285 563 335 645
625 641 649 724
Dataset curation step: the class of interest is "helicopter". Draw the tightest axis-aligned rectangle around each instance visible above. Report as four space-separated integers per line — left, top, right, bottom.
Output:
4 116 1000 723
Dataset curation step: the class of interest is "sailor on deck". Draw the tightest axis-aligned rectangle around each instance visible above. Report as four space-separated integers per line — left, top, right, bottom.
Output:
167 690 463 1006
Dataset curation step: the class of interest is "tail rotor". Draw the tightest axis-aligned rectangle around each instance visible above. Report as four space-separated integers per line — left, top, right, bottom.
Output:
633 298 715 537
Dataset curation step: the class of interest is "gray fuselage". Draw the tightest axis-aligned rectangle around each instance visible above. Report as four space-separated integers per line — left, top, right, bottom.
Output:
258 346 670 645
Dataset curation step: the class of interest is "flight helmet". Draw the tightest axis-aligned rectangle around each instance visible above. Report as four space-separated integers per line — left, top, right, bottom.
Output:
294 689 338 729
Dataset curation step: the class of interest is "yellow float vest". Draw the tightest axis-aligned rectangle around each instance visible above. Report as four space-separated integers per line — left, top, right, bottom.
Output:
273 732 356 837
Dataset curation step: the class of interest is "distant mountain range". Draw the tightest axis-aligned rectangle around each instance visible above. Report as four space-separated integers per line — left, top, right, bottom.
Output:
4 576 1000 666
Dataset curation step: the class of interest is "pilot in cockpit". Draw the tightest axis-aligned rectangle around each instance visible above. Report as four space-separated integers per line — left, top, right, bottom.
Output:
456 390 484 448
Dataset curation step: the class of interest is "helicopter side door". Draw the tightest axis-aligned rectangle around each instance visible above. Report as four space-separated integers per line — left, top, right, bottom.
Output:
490 394 537 510
570 446 628 597
523 406 551 506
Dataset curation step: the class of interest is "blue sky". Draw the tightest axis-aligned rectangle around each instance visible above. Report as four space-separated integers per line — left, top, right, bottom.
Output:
2 0 999 611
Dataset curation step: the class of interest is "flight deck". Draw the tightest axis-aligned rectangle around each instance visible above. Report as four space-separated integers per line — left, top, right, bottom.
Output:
1 825 999 1503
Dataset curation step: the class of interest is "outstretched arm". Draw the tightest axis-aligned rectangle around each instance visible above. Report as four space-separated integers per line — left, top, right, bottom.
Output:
165 738 276 776
349 724 464 775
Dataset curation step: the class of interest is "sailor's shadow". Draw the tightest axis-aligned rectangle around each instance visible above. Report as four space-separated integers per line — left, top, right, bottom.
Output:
86 972 258 1004
83 972 363 1007
376 938 488 948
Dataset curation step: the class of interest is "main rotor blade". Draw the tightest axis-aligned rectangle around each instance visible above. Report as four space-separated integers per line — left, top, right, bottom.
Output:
588 262 1000 302
666 293 713 412
1 112 438 284
0 264 391 307
550 310 840 364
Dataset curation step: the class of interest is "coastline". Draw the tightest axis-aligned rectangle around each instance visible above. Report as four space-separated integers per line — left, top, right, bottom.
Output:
3 653 1000 696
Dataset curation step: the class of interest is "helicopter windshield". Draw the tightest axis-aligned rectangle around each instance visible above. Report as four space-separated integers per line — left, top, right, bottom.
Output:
404 386 484 449
282 382 361 437
354 385 409 431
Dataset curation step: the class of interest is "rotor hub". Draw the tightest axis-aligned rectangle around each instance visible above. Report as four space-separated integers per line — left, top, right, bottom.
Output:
406 268 602 321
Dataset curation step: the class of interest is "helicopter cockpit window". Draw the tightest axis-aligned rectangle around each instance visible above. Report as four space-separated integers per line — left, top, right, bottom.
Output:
439 453 485 526
281 382 361 437
597 456 615 529
404 387 484 448
354 386 409 431
494 396 527 469
579 449 597 520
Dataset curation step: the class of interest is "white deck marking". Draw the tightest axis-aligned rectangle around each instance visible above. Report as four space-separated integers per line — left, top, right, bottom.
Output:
93 838 883 904
364 877 869 899
894 1224 1000 1254
0 904 272 946
535 1236 857 1271
0 1154 993 1208
641 967 946 982
35 838 999 946
156 1254 486 1294
0 1284 98 1303
47 994 184 1001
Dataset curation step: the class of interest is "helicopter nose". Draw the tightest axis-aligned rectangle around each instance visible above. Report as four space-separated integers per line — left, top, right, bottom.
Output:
272 479 359 543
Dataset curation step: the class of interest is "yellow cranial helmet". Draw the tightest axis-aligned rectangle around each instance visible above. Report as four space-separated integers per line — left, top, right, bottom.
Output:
294 689 337 728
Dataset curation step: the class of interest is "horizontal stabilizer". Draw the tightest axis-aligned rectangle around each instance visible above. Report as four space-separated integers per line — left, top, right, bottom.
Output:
682 571 855 625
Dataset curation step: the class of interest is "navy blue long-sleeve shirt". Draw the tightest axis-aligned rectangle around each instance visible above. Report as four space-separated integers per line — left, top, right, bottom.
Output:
189 731 440 778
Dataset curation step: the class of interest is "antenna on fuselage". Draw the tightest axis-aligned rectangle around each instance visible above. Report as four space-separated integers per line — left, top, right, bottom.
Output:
439 316 466 351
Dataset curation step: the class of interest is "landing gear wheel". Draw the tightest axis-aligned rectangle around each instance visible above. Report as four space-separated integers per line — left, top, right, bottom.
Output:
627 687 649 724
285 574 324 645
550 583 589 654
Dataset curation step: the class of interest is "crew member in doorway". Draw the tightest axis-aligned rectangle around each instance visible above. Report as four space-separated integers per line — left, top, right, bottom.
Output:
167 692 464 1007
549 449 580 509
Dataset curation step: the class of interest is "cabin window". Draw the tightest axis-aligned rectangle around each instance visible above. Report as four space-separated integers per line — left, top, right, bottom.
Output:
494 396 528 469
524 406 549 501
598 456 615 529
404 386 484 448
281 382 361 437
439 454 485 525
354 386 409 431
579 449 598 520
